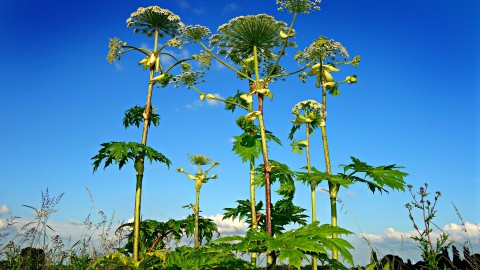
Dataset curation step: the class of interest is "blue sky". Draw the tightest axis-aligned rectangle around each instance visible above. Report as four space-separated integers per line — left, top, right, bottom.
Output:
0 0 478 266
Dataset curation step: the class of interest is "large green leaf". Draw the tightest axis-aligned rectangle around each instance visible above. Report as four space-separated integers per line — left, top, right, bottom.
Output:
232 117 281 163
296 166 353 187
340 157 408 193
215 222 353 269
92 141 171 172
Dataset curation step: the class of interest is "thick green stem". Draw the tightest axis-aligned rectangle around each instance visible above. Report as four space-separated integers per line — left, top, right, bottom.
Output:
320 77 339 262
249 158 258 265
257 110 273 254
133 27 159 262
306 124 318 270
266 12 297 80
306 124 315 221
254 45 273 267
133 173 143 261
247 80 258 266
194 187 200 248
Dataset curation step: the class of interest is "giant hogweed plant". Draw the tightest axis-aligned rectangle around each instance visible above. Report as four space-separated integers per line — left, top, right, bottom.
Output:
184 1 317 238
295 36 408 261
177 154 219 248
91 6 211 261
178 12 296 268
288 99 324 269
116 215 218 256
178 8 306 268
179 2 358 267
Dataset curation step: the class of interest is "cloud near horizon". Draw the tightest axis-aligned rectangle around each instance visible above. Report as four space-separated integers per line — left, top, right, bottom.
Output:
0 204 11 215
208 213 249 235
2 213 478 267
361 222 480 245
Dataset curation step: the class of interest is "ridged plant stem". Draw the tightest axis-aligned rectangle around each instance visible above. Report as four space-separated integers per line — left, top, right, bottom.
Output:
133 26 159 262
194 187 200 248
306 123 318 270
320 74 338 263
254 45 273 268
247 80 258 265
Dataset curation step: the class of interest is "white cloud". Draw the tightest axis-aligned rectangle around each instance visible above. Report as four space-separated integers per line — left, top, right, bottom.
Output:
222 3 241 14
0 204 11 215
113 62 122 71
361 222 480 246
442 222 480 243
177 0 189 8
193 8 206 15
358 222 480 264
185 100 203 111
68 218 83 226
207 213 248 235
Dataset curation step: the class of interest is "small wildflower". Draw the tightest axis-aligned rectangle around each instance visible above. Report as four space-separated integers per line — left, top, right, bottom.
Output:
405 203 412 210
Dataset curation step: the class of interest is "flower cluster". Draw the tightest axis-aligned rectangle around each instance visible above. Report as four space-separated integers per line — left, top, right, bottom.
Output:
180 25 211 43
276 0 321 14
193 51 213 69
210 14 291 64
296 36 349 63
171 71 205 88
291 99 325 130
106 37 125 64
165 37 184 48
126 6 184 38
292 99 323 113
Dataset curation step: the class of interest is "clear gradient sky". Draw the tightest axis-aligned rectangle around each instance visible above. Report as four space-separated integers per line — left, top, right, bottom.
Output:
0 0 478 266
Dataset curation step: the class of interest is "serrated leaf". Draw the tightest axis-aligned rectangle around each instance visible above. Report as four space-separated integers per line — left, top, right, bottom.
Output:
91 141 171 172
296 167 353 187
340 156 408 193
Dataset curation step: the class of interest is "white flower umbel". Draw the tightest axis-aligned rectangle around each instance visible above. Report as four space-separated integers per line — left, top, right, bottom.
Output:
297 36 349 63
126 6 184 38
276 0 322 14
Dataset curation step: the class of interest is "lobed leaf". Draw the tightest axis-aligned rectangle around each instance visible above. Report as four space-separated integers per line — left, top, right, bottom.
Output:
91 141 171 172
341 156 408 193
